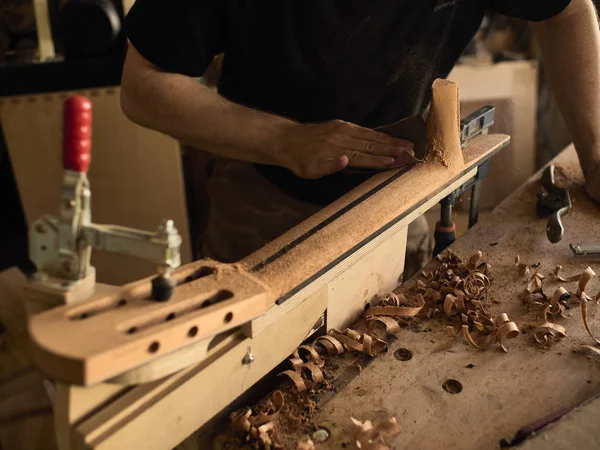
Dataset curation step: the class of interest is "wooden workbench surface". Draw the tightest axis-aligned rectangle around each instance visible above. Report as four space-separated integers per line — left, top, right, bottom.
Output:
255 145 600 449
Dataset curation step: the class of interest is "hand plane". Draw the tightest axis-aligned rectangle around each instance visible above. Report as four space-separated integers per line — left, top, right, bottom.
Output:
536 165 571 243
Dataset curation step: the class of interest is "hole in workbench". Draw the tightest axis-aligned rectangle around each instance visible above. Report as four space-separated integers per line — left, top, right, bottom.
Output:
442 379 463 394
393 348 413 361
364 303 371 311
188 326 198 337
127 327 138 334
41 245 47 251
224 312 233 323
165 312 176 321
78 312 89 320
117 299 127 307
148 341 160 353
182 266 216 284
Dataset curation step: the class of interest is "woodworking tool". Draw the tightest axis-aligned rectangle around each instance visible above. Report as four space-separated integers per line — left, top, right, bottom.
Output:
536 164 571 243
433 106 495 256
460 105 495 145
570 243 600 257
28 95 182 302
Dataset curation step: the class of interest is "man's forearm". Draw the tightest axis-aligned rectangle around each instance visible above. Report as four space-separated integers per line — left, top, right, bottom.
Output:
532 0 600 179
120 45 294 166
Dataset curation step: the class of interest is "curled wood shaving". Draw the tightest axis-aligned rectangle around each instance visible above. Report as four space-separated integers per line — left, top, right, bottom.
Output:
581 299 600 345
364 293 425 319
230 390 284 447
278 370 308 392
330 328 387 357
297 439 315 450
351 416 401 450
313 335 345 356
581 345 600 357
300 363 325 383
367 316 401 336
526 268 545 294
577 267 596 300
294 345 325 368
460 313 519 352
547 287 569 318
534 323 567 347
553 265 581 282
443 291 466 317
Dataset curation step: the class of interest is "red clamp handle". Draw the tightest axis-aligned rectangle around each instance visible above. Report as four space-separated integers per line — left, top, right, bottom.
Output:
63 96 92 173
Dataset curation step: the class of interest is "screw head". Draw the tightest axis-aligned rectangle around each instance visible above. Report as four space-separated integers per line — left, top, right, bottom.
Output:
312 428 330 443
242 352 255 365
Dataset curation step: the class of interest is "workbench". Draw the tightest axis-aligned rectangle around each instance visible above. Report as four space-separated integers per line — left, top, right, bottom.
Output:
214 144 600 449
0 144 598 450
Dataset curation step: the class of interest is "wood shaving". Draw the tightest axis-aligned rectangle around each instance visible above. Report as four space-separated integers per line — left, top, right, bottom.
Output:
526 268 545 294
534 323 567 348
350 416 401 450
576 267 596 301
553 265 582 282
460 313 519 352
581 345 600 357
230 390 284 448
367 316 401 336
279 370 309 392
515 255 530 278
422 250 518 352
577 267 600 344
297 438 315 450
294 345 325 368
365 293 425 319
329 328 388 357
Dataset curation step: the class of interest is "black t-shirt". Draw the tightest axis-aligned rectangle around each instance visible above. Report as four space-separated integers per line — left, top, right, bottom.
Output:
125 0 570 205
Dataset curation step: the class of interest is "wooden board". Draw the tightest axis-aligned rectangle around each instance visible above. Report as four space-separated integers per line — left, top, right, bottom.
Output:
29 262 269 385
270 145 600 449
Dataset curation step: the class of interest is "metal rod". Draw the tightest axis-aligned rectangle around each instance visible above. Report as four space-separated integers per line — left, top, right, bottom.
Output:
469 181 482 229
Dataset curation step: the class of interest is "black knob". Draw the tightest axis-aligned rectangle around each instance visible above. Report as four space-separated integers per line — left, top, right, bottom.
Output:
151 275 176 302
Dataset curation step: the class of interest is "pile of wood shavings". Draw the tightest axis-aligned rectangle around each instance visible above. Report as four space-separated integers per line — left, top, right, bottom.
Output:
516 257 600 350
228 391 285 449
416 250 519 352
278 292 426 393
351 416 402 450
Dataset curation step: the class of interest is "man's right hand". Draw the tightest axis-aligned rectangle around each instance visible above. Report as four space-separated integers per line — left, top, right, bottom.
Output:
275 120 415 179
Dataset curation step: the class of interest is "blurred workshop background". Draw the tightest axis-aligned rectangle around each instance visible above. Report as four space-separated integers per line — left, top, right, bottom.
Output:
0 1 593 285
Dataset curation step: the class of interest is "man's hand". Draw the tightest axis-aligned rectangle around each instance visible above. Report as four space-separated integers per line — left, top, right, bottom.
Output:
585 162 600 204
275 120 414 179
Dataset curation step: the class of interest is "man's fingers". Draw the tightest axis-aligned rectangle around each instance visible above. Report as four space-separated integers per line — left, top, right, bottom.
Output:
333 135 413 158
346 152 396 169
306 155 349 179
340 121 414 148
